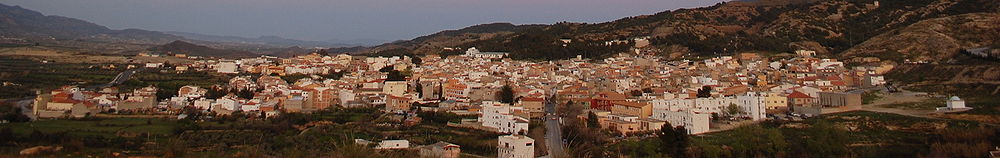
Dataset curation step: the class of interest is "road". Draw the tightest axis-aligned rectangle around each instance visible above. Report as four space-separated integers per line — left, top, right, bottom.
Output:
544 92 565 158
14 98 37 120
88 68 139 90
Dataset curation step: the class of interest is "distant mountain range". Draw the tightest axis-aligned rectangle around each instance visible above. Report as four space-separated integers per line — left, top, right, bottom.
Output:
0 3 373 58
164 31 384 48
0 4 182 44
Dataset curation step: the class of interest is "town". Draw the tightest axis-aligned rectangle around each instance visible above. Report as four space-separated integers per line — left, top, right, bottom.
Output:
25 36 973 157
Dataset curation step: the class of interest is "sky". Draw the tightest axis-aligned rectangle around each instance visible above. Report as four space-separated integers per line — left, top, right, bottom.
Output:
3 0 727 42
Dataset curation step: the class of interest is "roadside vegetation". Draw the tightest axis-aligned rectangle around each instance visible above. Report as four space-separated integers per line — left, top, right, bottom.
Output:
565 111 998 158
0 107 496 157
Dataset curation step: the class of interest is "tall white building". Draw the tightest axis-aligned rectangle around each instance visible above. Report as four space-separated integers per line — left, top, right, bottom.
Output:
479 101 530 134
497 135 534 158
736 92 768 121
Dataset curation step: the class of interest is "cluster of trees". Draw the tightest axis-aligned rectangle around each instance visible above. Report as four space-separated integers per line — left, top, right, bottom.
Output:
0 101 30 123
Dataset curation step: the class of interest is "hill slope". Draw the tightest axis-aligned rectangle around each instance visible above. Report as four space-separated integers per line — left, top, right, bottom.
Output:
841 13 1000 62
363 0 999 61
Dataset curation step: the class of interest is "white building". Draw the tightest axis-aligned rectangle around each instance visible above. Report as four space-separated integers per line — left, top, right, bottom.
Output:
736 92 768 121
216 61 238 74
946 96 967 109
465 47 508 59
479 101 530 134
651 110 711 135
376 140 410 150
863 75 886 87
497 135 534 158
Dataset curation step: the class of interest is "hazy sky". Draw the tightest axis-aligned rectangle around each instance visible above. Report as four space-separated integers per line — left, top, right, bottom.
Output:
3 0 726 41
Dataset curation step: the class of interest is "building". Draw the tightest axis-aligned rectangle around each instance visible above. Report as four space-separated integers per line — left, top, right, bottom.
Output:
945 96 968 110
735 92 768 121
862 74 886 87
610 101 652 119
385 95 413 113
479 101 530 134
216 61 238 74
516 97 545 118
383 81 408 96
590 91 627 111
787 91 815 107
418 141 461 158
651 110 711 134
817 92 862 107
497 135 534 158
465 47 509 59
376 140 410 150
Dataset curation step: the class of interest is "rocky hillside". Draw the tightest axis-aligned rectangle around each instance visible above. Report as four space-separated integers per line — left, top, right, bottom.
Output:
363 0 999 60
841 13 1000 62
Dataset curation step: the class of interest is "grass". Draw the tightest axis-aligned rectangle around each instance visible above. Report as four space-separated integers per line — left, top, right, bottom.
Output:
862 91 882 104
6 118 179 137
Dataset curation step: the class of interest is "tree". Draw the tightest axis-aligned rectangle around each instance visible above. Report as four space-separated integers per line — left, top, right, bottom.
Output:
411 56 423 66
804 120 849 157
498 85 515 104
630 90 643 97
659 123 690 158
386 70 406 81
378 66 394 72
237 89 255 100
316 49 329 56
587 111 600 129
697 86 712 98
726 103 743 118
415 81 423 98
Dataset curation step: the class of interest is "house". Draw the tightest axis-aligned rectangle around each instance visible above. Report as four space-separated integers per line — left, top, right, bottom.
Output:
383 81 408 96
386 95 413 113
479 101 530 134
516 97 545 118
610 101 652 119
787 91 815 107
608 119 642 135
497 135 534 158
862 74 886 87
590 91 627 111
418 141 461 158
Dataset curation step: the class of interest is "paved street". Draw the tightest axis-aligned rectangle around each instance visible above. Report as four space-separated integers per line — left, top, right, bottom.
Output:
15 98 36 120
544 93 565 158
89 68 139 90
